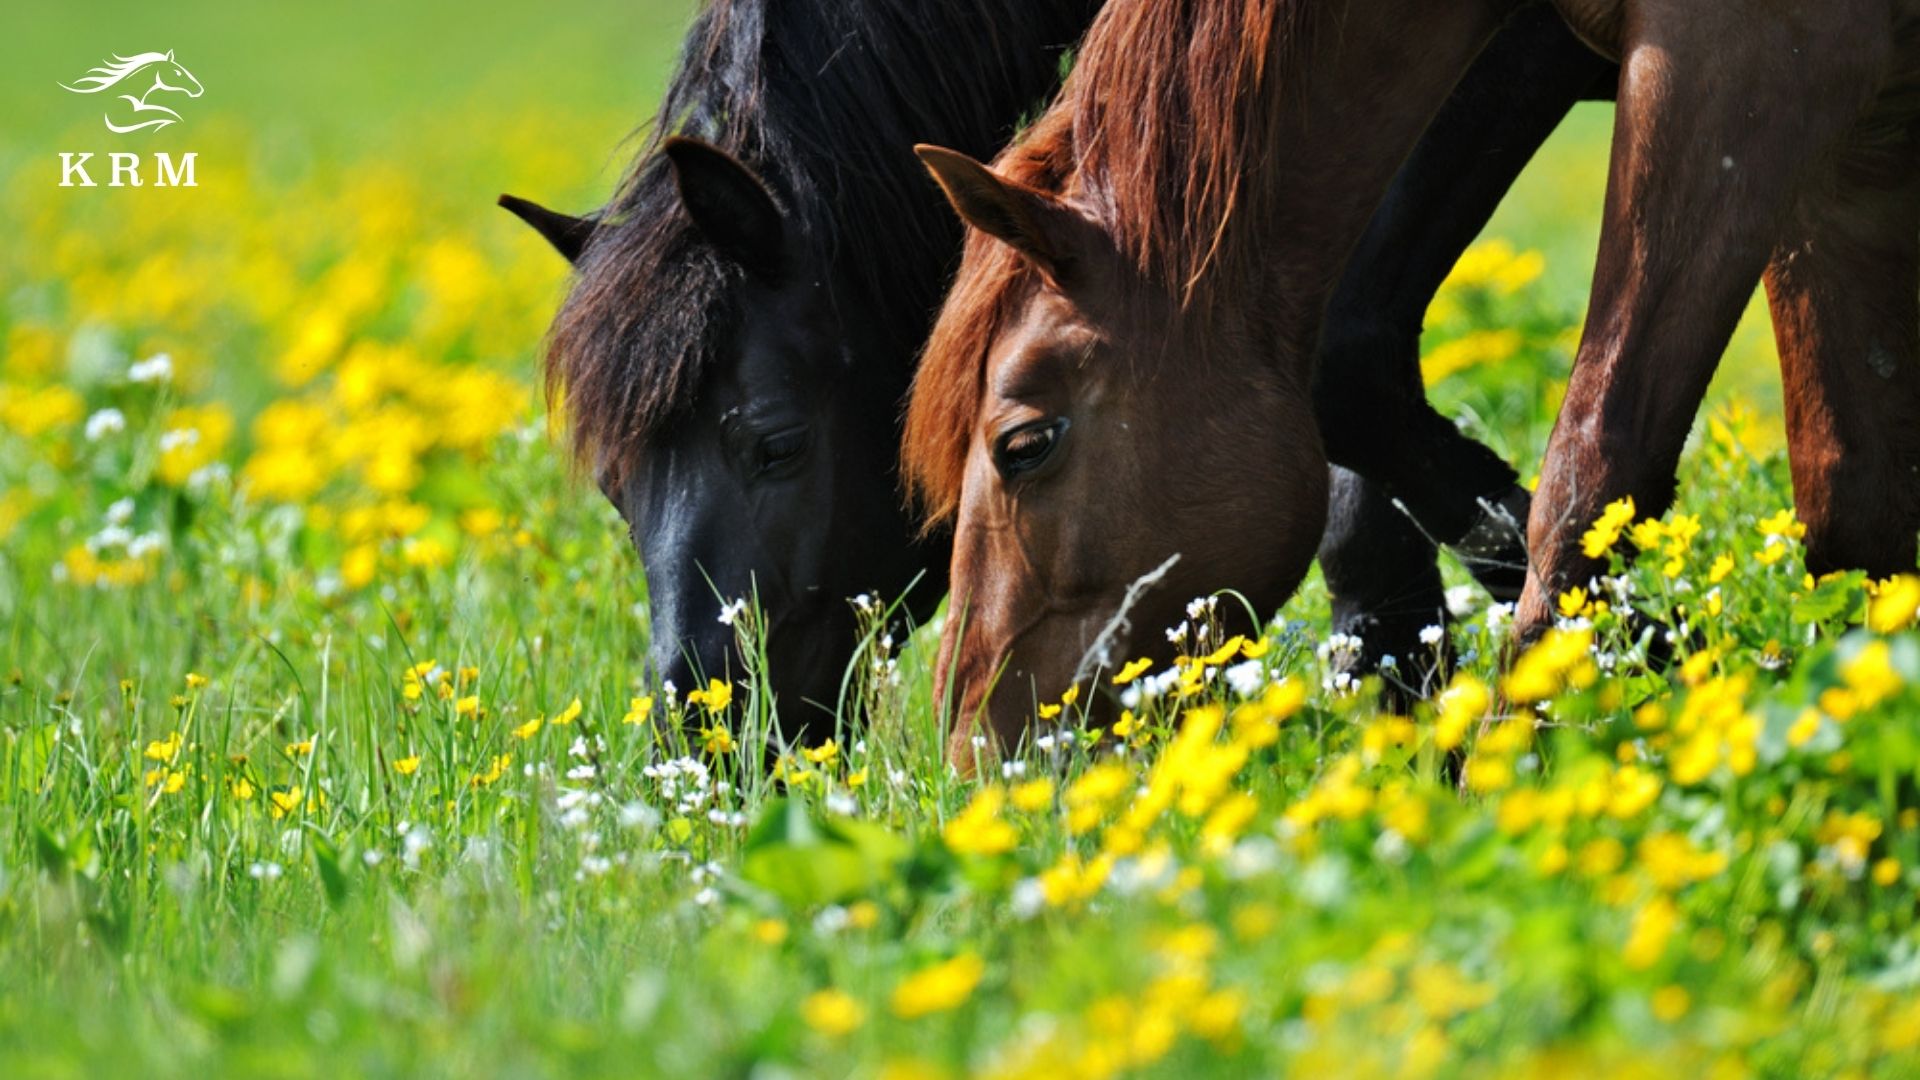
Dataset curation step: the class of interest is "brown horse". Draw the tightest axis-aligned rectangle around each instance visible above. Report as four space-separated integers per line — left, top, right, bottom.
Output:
907 0 1920 757
1516 2 1920 638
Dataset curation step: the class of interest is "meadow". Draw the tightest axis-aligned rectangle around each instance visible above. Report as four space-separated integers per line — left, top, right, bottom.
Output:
5 3 1920 1076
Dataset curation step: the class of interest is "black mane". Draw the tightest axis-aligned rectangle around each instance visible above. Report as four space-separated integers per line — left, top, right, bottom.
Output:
548 0 1094 479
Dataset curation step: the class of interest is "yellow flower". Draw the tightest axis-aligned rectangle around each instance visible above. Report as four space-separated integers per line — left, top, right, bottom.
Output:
269 787 304 819
891 953 984 1019
1708 553 1735 584
1869 574 1920 633
803 740 840 765
512 716 543 740
751 918 788 945
470 753 512 788
687 678 733 712
185 672 209 690
143 731 183 762
1112 657 1155 685
285 738 314 757
1503 628 1595 704
1558 586 1588 618
1434 674 1489 751
1786 708 1822 748
145 767 187 794
454 695 481 716
1581 496 1636 559
622 696 654 725
1651 985 1691 1022
1623 896 1679 970
393 755 421 775
1010 778 1055 812
801 989 866 1036
1757 508 1806 542
1841 640 1902 710
1874 858 1902 887
228 776 255 801
702 726 736 756
943 786 1018 856
550 697 583 725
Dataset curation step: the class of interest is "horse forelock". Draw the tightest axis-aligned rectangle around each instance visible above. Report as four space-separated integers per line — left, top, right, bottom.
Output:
903 0 1311 529
545 0 1093 487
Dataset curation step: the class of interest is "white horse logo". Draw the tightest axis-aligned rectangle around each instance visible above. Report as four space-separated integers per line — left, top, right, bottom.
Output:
60 51 205 134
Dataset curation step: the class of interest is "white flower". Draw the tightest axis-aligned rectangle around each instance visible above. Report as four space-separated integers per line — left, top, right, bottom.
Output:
565 764 596 781
1419 625 1445 647
1010 878 1047 920
248 861 283 880
128 352 173 384
1223 659 1264 697
85 408 126 441
106 497 135 525
158 427 200 453
1444 585 1479 618
1000 759 1028 779
718 598 748 626
127 532 166 559
1485 603 1514 637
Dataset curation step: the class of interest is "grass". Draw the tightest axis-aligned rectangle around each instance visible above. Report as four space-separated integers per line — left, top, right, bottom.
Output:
6 4 1920 1077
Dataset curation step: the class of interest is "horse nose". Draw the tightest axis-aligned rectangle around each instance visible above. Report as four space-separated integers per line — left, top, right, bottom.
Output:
648 625 737 701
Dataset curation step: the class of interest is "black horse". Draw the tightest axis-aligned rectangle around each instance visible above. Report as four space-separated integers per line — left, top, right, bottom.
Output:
504 0 1615 733
503 0 1100 736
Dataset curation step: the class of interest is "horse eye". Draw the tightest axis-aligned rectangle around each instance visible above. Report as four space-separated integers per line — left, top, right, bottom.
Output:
755 428 809 475
993 418 1069 479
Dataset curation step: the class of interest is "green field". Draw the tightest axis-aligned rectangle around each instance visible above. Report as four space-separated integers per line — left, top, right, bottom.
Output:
5 4 1918 1077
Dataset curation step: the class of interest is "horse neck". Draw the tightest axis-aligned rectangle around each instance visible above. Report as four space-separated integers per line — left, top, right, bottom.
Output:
1251 0 1516 356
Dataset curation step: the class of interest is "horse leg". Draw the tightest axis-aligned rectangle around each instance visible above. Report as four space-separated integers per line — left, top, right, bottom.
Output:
1516 1 1890 638
1766 146 1920 578
1316 5 1612 675
1318 466 1450 701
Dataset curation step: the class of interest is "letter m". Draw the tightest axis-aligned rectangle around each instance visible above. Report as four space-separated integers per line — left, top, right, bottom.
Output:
153 152 197 188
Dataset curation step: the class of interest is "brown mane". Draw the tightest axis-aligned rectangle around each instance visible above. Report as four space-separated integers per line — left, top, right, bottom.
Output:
902 0 1309 526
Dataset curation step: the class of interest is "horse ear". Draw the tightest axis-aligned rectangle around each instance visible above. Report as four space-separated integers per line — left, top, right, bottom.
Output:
662 137 784 277
497 194 597 264
915 144 1081 289
166 49 175 60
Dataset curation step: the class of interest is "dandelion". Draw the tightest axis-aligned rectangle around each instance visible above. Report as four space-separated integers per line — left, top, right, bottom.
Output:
891 953 984 1018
